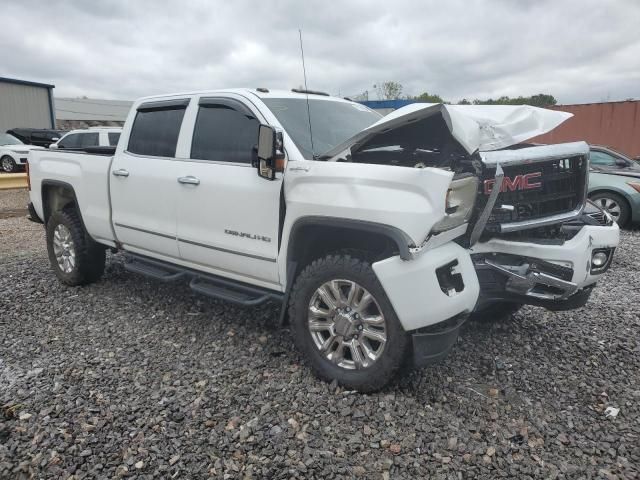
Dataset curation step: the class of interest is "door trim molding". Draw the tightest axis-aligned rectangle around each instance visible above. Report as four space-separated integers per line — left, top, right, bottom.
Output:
115 222 277 263
178 237 277 263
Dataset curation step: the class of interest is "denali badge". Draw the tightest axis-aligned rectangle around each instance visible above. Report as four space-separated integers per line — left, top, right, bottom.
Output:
224 229 271 243
484 172 542 195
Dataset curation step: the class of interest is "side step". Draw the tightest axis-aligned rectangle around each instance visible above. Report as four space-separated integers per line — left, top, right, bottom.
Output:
124 256 186 282
124 253 283 307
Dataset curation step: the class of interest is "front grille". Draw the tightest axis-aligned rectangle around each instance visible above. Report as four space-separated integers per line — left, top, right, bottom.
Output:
478 155 587 230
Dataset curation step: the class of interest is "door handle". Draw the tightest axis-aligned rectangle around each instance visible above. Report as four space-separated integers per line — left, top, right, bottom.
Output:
178 176 200 186
112 169 129 177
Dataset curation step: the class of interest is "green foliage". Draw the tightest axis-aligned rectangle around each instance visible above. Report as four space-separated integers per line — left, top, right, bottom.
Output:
471 94 557 107
413 92 445 103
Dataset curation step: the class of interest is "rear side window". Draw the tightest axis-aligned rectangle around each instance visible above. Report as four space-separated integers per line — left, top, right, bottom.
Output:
191 103 259 163
80 133 99 147
108 132 121 146
128 101 188 157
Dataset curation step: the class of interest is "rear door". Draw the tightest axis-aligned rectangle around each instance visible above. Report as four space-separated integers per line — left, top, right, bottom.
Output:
175 96 282 288
110 98 190 259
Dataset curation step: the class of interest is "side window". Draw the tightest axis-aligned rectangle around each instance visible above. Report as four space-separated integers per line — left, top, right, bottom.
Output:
80 133 99 148
128 102 188 157
58 133 80 149
108 132 121 146
590 151 617 166
191 103 259 163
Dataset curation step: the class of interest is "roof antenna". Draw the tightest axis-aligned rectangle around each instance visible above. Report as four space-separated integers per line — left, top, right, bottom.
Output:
299 29 316 158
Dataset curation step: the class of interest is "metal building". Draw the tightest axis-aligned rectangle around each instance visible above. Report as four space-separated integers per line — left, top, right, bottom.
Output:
0 77 55 133
55 97 133 130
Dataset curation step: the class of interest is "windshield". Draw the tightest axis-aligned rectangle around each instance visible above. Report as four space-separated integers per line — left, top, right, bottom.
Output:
0 133 23 146
262 98 381 159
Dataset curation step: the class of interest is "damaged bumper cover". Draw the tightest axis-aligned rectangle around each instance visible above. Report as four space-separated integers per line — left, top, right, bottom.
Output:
470 223 619 310
373 242 479 366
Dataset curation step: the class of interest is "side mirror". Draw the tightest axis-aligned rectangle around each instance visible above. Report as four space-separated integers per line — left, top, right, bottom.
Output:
615 159 629 167
256 124 284 180
49 143 59 149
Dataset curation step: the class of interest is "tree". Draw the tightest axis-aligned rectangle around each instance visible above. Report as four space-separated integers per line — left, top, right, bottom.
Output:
374 81 403 100
457 98 471 105
414 92 445 103
471 93 557 107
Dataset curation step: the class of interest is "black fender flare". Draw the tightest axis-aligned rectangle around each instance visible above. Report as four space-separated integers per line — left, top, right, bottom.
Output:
277 216 414 325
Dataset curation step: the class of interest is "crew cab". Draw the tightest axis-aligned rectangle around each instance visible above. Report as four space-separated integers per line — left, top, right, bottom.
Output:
27 89 619 392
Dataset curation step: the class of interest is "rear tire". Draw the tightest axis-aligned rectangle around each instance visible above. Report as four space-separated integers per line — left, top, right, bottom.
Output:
1 155 17 173
46 208 106 286
469 302 523 323
590 192 630 226
289 254 409 392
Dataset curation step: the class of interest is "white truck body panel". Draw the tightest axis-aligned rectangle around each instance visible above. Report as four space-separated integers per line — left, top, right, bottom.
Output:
373 242 480 331
29 150 115 244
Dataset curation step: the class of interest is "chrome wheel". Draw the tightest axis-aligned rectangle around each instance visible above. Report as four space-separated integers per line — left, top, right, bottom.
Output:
308 279 387 370
595 197 621 222
53 224 76 273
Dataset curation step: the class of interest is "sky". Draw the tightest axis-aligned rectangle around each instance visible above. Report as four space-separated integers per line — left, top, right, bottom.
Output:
2 0 639 104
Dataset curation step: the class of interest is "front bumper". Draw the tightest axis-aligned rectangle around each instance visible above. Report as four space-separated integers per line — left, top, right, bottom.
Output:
470 223 619 309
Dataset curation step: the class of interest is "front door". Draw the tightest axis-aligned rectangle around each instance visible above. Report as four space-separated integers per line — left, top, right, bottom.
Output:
111 99 190 259
175 97 282 289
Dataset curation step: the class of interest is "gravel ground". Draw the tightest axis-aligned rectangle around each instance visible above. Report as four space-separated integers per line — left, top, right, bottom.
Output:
0 209 639 478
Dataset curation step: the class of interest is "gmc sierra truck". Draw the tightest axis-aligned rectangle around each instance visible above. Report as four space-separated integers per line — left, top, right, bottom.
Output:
27 89 619 392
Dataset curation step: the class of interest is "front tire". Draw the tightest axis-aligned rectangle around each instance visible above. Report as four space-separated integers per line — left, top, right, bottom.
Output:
289 254 409 392
46 209 106 286
1 155 17 173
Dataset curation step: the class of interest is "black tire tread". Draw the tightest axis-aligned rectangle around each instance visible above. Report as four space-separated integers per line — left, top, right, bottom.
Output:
46 208 105 286
288 253 408 392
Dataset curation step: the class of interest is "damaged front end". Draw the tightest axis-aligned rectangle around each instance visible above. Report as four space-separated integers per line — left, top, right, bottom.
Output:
327 103 618 314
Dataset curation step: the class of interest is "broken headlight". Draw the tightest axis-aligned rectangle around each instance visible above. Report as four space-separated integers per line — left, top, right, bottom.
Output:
432 175 478 233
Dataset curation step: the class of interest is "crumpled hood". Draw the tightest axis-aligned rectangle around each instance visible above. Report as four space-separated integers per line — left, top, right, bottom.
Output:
325 103 573 158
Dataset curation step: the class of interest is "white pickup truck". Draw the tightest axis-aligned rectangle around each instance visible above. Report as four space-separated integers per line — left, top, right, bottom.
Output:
27 88 619 391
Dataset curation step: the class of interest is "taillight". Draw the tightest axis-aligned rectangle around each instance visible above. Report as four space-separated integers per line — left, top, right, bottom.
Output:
26 160 31 191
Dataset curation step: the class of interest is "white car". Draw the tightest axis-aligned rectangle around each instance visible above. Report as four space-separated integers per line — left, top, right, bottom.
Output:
0 132 40 172
27 89 619 392
50 128 122 150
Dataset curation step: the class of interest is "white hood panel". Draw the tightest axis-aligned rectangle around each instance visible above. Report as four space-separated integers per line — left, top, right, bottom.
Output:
326 103 573 159
369 103 572 154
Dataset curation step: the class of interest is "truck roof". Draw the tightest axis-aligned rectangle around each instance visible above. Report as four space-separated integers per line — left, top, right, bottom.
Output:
135 88 353 104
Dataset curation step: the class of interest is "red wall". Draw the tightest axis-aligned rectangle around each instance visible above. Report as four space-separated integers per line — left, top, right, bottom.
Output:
532 101 640 158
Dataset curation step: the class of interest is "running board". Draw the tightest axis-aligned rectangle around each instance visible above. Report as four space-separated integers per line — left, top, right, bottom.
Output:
124 256 186 282
124 253 283 307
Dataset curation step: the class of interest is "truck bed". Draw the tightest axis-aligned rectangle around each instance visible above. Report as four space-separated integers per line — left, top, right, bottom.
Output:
28 148 116 245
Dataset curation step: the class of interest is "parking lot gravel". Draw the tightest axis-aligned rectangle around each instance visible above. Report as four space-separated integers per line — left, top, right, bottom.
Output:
1 210 639 478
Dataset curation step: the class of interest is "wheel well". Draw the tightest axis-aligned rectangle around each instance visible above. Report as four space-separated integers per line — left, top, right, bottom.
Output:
287 222 401 283
42 183 78 224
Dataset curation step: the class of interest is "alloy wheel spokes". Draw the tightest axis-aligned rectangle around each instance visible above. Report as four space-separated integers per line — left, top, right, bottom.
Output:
53 224 76 273
308 279 387 370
